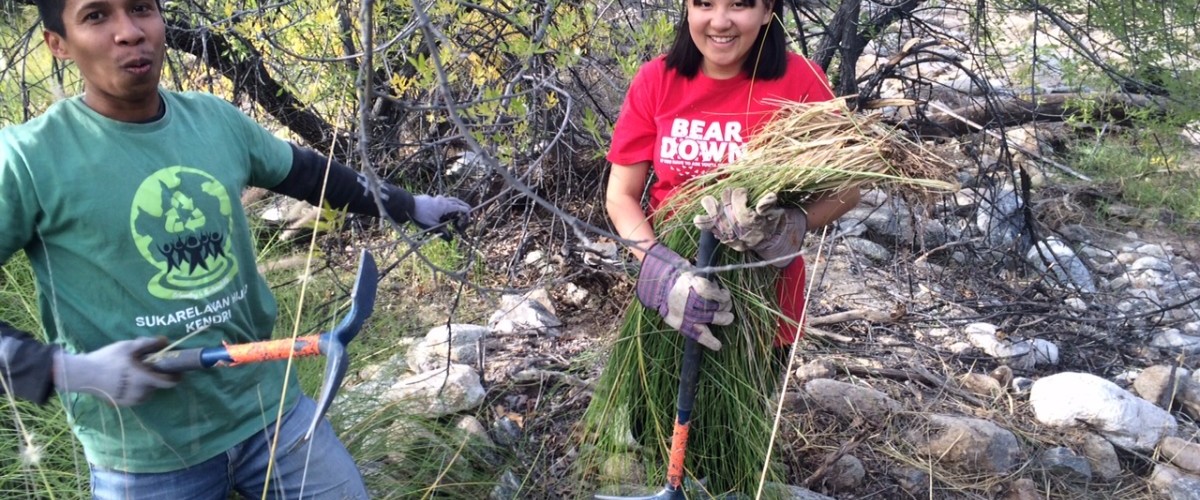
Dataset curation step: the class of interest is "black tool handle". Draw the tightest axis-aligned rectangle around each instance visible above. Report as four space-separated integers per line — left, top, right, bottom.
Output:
676 231 719 423
146 347 207 373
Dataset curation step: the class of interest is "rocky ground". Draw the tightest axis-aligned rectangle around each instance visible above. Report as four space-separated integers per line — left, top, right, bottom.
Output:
315 140 1200 499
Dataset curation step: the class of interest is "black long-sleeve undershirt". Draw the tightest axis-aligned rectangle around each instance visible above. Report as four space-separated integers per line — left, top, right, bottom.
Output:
271 144 416 224
0 320 57 404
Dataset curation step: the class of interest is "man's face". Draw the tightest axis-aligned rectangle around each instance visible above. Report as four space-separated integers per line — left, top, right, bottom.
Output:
44 0 165 119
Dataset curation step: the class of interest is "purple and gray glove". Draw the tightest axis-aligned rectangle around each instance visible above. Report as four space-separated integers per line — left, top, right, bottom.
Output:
53 337 180 407
693 188 807 268
636 243 732 351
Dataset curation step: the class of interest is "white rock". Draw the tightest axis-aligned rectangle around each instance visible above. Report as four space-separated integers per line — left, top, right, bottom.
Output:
408 324 488 372
1027 339 1060 366
860 189 888 206
1065 298 1088 311
967 327 1034 369
1151 329 1200 354
562 283 590 307
1130 256 1172 273
1135 243 1169 258
1029 372 1176 451
1128 287 1161 302
379 363 487 417
488 289 563 336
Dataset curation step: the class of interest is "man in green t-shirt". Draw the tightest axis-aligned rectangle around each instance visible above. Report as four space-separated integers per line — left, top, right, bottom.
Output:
0 0 472 497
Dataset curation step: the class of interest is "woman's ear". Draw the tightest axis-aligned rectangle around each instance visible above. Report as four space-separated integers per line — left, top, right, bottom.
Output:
761 0 775 25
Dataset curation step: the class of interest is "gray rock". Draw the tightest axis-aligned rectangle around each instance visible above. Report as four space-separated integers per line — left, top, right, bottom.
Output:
456 416 495 446
1039 447 1092 482
1080 433 1122 481
488 470 523 500
1150 464 1200 500
1001 478 1040 500
907 414 1022 474
845 236 892 262
491 415 523 447
1025 237 1096 293
825 454 866 492
794 360 835 382
890 466 930 495
1161 437 1200 475
1133 365 1190 409
804 379 902 421
957 373 1005 398
975 185 1026 249
782 485 836 500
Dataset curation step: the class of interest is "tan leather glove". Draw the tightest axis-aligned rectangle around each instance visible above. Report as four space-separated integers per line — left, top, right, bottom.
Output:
694 188 807 268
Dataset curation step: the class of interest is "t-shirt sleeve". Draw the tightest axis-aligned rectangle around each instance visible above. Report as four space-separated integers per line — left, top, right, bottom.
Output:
607 61 660 166
211 98 293 189
791 55 835 102
0 135 38 264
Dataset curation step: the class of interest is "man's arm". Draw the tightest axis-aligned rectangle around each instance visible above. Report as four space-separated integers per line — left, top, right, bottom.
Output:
271 144 415 222
271 145 471 238
0 320 58 404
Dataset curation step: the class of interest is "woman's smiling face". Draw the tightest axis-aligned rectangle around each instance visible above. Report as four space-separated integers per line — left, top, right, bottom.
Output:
686 0 774 79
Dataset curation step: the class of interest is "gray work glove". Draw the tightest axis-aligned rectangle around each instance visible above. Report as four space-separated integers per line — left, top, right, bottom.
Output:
636 243 732 351
412 195 472 240
693 188 807 268
53 337 180 407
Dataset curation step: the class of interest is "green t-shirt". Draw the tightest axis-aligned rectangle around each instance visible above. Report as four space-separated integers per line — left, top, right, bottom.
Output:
0 90 300 472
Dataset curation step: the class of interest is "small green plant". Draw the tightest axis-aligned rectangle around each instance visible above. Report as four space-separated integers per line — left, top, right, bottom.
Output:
1069 130 1200 222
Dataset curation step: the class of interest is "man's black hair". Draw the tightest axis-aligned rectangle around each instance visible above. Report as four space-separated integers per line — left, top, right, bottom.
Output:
33 0 164 38
32 0 67 37
664 0 788 80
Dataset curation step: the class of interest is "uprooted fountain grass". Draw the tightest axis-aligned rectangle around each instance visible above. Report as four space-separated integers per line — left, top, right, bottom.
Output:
576 98 958 497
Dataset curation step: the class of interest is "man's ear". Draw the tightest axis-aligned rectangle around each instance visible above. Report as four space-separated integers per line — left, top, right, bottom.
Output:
43 30 71 61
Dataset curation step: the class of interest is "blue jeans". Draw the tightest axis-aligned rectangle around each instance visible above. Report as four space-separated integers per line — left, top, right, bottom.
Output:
90 396 368 499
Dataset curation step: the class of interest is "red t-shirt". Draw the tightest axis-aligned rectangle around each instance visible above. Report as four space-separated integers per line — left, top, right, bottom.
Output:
607 53 834 344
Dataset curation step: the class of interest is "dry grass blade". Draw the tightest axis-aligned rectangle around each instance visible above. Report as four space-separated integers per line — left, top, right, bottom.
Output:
660 97 958 219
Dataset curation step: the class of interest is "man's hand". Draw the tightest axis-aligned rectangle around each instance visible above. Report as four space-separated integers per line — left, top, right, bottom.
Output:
694 188 807 268
412 195 472 240
53 337 180 407
636 243 732 350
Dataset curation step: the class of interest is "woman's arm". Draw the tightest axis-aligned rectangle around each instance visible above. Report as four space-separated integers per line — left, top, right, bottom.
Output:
803 187 861 231
605 162 657 261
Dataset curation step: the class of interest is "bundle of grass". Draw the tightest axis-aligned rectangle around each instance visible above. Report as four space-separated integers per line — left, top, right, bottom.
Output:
577 97 958 498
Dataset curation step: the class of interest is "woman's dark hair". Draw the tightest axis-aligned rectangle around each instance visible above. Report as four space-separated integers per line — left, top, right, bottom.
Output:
664 0 788 80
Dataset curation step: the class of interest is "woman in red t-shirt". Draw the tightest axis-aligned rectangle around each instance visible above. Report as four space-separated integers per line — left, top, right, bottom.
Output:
606 0 860 349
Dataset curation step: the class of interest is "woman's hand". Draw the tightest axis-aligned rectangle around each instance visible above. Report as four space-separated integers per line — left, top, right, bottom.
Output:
636 243 731 350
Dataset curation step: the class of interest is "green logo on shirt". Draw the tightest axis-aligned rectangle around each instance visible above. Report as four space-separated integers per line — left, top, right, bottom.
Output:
130 167 237 299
